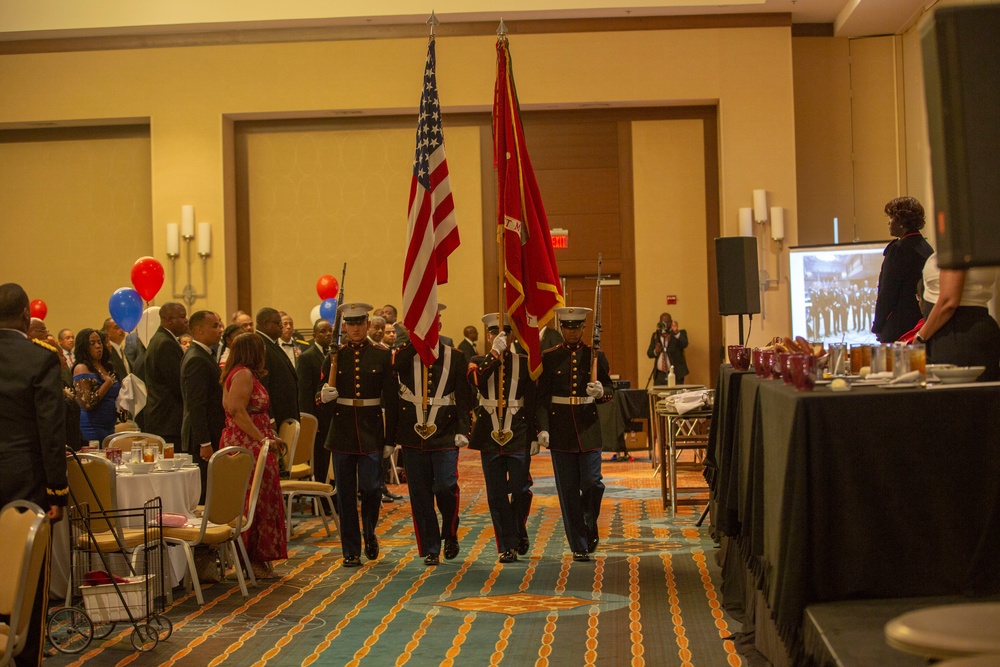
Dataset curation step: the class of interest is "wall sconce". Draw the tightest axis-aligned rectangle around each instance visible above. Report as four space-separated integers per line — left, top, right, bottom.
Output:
753 189 768 223
166 205 210 307
738 190 784 319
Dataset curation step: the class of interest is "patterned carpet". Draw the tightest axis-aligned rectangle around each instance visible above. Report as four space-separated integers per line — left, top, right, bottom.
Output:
47 450 744 667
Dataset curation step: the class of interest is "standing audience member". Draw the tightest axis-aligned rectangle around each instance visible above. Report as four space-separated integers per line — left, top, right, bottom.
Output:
319 303 399 567
232 310 254 333
31 319 83 449
458 325 478 361
468 314 536 564
218 323 244 367
145 302 188 448
382 304 410 347
368 315 387 348
535 307 612 562
872 196 934 343
382 323 397 349
437 304 454 348
256 307 299 426
179 334 192 352
647 313 689 385
0 282 68 667
72 328 121 443
916 253 1000 381
181 311 226 503
103 318 131 381
393 336 474 565
278 312 306 368
296 318 335 484
57 328 75 368
220 333 287 579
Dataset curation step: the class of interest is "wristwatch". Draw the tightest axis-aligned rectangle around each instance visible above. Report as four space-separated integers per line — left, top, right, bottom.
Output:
915 334 926 344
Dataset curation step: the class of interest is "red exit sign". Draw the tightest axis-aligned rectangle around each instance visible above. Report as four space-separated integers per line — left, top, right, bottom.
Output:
550 227 569 249
666 295 677 305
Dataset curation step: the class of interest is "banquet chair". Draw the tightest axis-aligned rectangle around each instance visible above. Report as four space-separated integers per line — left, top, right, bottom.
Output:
280 423 339 540
234 441 270 588
64 453 158 603
286 413 317 481
0 501 50 667
161 447 254 606
107 431 167 454
277 418 300 476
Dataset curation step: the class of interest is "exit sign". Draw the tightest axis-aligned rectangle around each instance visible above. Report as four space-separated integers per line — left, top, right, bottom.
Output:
666 295 677 305
550 227 569 249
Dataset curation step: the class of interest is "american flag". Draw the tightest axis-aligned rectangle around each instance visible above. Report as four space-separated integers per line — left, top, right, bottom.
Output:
402 36 460 366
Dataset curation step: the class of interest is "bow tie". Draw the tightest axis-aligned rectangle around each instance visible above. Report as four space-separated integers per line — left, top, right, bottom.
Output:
281 342 295 348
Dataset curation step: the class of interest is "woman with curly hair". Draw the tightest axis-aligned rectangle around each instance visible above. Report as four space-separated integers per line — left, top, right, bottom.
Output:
871 196 934 343
220 332 287 579
72 327 121 442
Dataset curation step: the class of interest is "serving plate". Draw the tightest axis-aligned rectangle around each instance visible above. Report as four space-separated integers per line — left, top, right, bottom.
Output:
933 366 985 384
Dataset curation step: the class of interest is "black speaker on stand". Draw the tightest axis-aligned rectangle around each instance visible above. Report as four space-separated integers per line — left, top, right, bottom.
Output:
715 237 761 346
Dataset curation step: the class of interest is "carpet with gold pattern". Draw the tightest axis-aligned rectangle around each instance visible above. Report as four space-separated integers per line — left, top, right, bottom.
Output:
46 450 744 667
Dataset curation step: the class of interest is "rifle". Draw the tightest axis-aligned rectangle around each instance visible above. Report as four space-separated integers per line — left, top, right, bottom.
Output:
590 253 603 383
326 262 347 387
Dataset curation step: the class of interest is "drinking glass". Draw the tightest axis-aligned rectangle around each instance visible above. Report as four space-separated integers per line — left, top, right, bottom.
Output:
163 442 175 459
752 348 766 377
143 442 157 463
728 345 751 371
883 344 894 372
131 442 143 464
909 343 927 378
892 343 910 378
760 350 776 379
871 345 888 373
789 353 817 391
849 345 865 374
779 352 794 385
828 343 847 376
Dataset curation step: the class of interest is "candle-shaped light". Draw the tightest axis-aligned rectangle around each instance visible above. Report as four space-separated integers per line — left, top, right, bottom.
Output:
770 206 785 241
181 205 195 238
753 189 768 223
833 217 839 244
739 208 754 237
166 223 180 256
197 222 211 256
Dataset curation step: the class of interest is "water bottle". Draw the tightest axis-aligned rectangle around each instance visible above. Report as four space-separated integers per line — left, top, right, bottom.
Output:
667 365 676 387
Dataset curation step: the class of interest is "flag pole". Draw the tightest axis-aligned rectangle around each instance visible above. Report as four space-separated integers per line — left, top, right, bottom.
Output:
422 9 439 412
427 10 439 35
496 19 509 419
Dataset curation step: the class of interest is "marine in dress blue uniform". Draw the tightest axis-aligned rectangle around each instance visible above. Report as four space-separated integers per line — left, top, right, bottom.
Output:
467 314 536 564
393 337 474 565
536 307 613 562
321 303 399 567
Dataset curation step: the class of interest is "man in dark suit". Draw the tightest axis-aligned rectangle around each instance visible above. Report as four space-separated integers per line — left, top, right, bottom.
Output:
320 302 399 567
102 318 131 382
536 307 613 562
144 302 188 448
0 283 69 667
296 318 334 484
382 304 410 347
256 307 299 426
181 311 225 503
458 325 478 361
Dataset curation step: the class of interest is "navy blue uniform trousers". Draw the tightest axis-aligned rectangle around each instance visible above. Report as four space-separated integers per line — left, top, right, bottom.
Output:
332 450 381 558
480 450 533 553
402 447 460 556
550 449 605 552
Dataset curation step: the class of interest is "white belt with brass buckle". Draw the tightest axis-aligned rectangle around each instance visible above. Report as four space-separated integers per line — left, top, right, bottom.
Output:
479 398 524 408
401 394 455 407
336 397 381 407
551 396 595 405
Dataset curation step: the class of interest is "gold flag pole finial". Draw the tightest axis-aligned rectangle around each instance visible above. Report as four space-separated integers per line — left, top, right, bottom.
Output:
497 18 508 37
427 11 439 36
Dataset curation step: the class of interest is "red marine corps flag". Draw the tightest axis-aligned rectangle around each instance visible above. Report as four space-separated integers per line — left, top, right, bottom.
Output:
402 26 460 366
493 26 564 379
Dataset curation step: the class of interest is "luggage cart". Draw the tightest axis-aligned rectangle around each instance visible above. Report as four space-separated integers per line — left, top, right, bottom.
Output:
47 454 173 653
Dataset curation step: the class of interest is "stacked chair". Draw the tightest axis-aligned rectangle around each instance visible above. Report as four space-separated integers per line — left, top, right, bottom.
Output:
280 413 339 540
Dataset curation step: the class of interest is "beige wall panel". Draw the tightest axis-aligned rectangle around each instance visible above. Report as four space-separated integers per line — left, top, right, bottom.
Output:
243 124 483 341
533 167 620 215
0 132 152 333
792 37 855 247
900 24 933 246
850 36 905 243
633 119 711 388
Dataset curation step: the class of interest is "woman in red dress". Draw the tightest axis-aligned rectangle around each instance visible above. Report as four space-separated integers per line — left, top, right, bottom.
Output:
220 333 287 579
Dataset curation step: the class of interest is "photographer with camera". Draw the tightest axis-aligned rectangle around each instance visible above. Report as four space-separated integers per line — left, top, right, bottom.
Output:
646 312 689 385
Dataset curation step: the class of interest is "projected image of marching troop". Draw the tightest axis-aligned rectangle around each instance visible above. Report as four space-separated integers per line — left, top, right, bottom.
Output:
321 303 613 567
806 282 877 342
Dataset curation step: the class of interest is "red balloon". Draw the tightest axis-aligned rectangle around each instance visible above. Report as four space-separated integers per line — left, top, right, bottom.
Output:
131 256 165 302
316 275 340 300
29 299 47 320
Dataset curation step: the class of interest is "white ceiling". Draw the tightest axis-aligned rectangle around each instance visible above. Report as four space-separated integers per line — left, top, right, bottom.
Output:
0 0 933 42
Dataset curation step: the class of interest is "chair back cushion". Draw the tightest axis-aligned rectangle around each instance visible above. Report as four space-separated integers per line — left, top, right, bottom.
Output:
67 454 117 534
277 418 300 470
294 414 318 467
205 447 254 527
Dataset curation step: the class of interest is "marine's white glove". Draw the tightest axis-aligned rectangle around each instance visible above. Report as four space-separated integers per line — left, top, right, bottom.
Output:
586 381 604 398
530 440 540 456
383 445 396 459
320 385 339 404
537 431 550 448
455 434 469 448
490 332 508 357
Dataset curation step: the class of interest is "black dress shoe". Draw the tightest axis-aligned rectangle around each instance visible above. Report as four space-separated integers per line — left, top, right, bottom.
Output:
498 550 518 563
588 535 599 554
386 491 403 500
364 536 379 560
573 552 591 562
343 556 361 567
517 536 530 556
443 538 460 560
423 554 440 566
381 493 396 503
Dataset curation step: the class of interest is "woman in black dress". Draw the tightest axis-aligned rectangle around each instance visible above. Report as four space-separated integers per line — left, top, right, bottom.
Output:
871 196 934 343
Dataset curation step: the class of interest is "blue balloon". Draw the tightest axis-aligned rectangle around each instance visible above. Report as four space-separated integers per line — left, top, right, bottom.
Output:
108 288 143 332
319 298 338 321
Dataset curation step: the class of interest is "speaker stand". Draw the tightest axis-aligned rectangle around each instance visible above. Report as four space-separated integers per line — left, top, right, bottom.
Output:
738 314 745 347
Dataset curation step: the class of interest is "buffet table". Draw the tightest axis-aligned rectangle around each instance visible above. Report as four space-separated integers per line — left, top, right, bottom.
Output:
710 365 1000 663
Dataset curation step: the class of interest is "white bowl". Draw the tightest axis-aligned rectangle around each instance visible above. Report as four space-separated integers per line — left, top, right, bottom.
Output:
156 458 176 471
175 453 193 467
125 461 154 475
933 366 986 384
